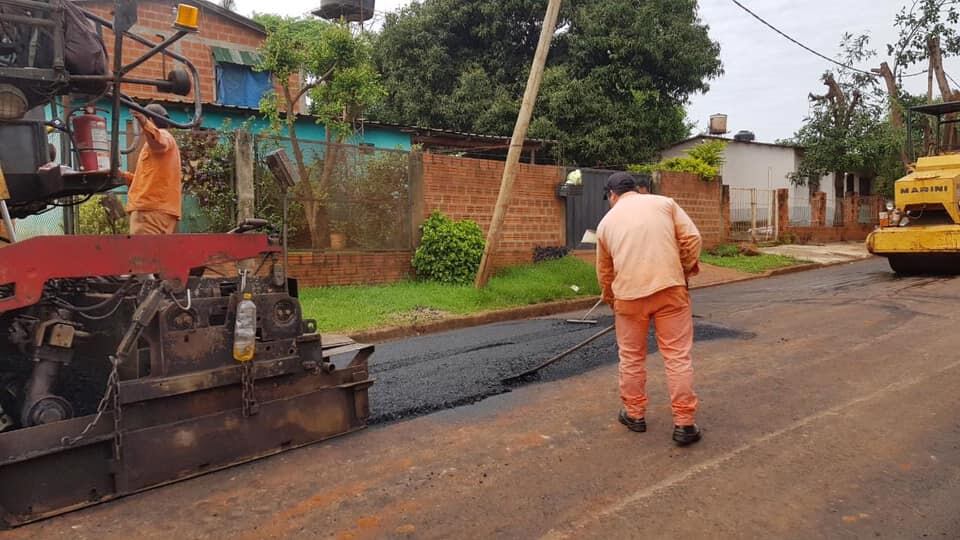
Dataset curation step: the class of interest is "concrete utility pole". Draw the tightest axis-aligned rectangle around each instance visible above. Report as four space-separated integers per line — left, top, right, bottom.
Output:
235 129 255 223
474 0 562 288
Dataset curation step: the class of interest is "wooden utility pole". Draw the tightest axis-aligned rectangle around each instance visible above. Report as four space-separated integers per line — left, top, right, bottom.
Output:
474 0 562 288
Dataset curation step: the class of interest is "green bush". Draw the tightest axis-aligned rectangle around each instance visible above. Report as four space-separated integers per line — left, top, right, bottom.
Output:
708 244 741 258
629 139 726 180
684 139 726 168
78 195 128 235
412 211 485 284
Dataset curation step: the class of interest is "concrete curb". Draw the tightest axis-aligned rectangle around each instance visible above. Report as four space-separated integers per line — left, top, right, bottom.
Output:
349 297 602 344
347 257 876 344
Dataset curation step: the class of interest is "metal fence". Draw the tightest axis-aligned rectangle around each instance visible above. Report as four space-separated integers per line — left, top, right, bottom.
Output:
563 167 620 249
14 207 65 239
789 205 812 227
858 196 883 225
257 138 413 251
825 197 840 227
729 188 777 242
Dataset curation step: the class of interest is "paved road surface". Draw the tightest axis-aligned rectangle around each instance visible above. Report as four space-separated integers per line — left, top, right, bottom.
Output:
11 258 960 539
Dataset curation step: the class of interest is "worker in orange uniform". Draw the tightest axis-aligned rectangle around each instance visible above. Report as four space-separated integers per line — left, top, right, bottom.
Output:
596 172 703 446
121 104 182 234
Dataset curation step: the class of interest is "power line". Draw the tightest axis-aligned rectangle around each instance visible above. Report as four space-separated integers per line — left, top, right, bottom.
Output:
947 71 960 89
902 69 929 78
727 0 877 77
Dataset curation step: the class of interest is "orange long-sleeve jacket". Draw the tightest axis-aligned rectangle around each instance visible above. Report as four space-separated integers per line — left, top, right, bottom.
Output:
596 192 702 302
124 119 182 219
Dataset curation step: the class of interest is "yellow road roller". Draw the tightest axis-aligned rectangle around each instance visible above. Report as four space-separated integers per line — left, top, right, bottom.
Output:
867 101 960 275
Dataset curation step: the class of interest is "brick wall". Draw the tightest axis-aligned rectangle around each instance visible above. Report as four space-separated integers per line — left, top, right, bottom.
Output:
657 171 726 249
287 250 412 287
81 1 301 111
418 153 565 269
776 188 877 244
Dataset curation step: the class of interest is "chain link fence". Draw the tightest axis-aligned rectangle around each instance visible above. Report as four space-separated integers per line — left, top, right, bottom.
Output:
258 138 413 251
729 187 776 242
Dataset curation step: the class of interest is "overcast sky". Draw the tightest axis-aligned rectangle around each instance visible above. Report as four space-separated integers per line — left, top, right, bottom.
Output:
233 0 960 143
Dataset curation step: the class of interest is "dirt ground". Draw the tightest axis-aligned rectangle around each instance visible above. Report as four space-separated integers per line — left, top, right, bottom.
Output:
8 259 960 539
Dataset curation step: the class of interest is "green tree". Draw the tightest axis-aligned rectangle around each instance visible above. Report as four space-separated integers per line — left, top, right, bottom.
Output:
789 35 905 198
372 0 721 166
791 0 960 199
257 16 384 248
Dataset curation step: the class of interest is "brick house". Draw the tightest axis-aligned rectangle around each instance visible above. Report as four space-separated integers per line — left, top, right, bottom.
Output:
76 0 301 114
73 0 415 150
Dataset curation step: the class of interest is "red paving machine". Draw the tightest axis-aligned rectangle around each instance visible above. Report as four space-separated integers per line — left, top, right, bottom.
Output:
0 1 373 527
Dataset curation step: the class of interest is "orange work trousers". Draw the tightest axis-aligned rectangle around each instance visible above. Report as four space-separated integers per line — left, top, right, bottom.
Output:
129 210 178 235
614 286 698 426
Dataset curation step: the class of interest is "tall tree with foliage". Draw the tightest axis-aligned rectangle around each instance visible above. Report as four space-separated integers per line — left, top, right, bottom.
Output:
257 16 383 248
372 0 721 167
791 2 960 199
789 35 908 198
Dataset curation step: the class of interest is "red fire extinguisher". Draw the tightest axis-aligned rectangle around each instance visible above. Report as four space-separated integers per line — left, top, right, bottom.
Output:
71 109 111 172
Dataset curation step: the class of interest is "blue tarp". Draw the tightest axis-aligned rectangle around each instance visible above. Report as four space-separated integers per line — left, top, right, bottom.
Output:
216 63 272 109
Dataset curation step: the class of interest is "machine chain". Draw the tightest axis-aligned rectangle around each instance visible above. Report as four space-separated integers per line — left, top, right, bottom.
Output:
111 355 123 460
241 360 258 417
61 355 121 451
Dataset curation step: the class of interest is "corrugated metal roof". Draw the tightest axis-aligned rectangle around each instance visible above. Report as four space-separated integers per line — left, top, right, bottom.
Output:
148 100 557 145
210 46 261 67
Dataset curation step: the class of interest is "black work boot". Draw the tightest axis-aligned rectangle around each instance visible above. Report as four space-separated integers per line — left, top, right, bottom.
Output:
673 424 702 446
618 410 647 432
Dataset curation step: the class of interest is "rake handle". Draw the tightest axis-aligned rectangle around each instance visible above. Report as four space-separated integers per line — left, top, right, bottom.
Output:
503 324 616 382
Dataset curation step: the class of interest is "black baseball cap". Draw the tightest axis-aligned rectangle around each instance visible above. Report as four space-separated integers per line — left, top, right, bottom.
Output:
603 172 649 199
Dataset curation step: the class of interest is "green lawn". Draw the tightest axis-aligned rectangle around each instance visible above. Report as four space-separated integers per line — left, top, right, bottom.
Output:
299 257 600 333
701 245 804 274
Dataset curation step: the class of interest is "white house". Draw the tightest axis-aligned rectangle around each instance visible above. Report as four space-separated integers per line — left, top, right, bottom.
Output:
661 133 876 229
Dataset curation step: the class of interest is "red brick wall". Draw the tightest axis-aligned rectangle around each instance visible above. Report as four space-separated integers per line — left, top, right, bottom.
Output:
777 189 876 244
81 1 301 111
287 250 412 287
657 171 725 249
420 153 565 269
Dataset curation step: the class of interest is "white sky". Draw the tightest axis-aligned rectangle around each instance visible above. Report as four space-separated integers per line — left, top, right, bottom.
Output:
234 0 960 143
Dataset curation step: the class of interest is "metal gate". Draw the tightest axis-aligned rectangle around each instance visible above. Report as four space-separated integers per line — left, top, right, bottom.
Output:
563 167 620 249
729 188 778 242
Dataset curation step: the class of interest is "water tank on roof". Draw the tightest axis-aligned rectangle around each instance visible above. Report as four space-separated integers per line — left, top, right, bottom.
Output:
314 0 375 22
708 114 727 135
733 130 756 142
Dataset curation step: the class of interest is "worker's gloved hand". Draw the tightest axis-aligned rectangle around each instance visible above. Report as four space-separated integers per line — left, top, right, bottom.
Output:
132 111 156 130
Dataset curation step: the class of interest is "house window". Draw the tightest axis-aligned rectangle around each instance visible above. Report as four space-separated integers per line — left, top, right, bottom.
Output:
211 46 272 108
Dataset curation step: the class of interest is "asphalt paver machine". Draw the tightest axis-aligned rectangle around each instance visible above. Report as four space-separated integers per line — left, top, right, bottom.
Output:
0 1 372 526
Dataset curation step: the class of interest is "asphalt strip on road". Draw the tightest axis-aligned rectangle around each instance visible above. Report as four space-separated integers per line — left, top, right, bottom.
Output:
364 315 753 424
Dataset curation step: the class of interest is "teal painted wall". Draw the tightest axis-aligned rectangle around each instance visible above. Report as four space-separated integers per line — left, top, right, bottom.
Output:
107 105 411 151
17 104 412 237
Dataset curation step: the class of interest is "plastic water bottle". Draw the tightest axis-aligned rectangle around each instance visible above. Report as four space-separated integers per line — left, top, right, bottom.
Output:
233 292 257 362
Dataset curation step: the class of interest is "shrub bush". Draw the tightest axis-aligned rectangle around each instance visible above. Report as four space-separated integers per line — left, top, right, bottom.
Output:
708 244 740 258
533 245 570 263
412 211 485 284
78 195 128 235
629 139 726 180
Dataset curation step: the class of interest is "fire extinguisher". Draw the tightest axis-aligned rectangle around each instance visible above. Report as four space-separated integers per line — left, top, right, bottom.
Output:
71 108 111 172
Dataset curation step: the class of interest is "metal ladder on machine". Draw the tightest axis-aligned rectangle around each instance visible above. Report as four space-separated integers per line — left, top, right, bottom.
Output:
0 166 17 243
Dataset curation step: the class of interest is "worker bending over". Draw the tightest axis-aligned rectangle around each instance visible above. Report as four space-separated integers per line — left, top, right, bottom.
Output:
122 103 182 234
596 172 703 446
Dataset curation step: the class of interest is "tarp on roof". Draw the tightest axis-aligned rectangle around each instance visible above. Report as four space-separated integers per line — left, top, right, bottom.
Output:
210 46 262 67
